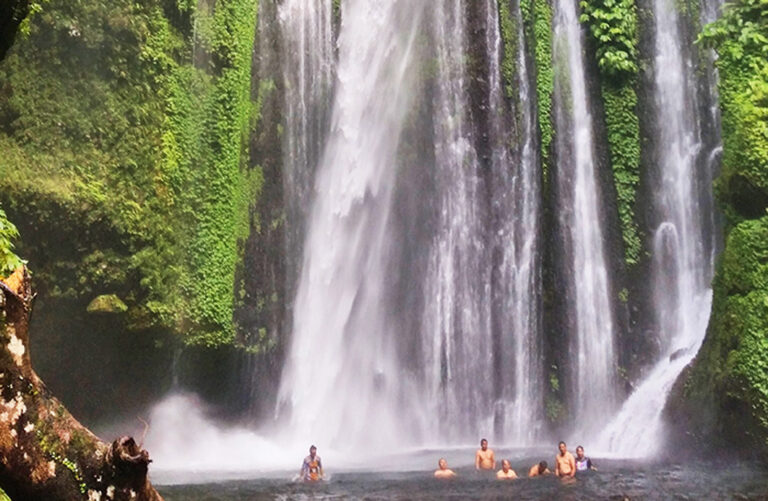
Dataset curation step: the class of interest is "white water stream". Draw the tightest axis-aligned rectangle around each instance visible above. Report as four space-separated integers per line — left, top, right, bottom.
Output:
279 0 334 250
596 0 716 456
493 0 543 443
422 0 492 443
275 0 427 450
552 0 617 438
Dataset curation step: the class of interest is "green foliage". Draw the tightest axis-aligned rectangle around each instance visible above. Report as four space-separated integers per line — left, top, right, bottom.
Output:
546 395 566 422
17 1 47 37
0 207 24 277
86 294 128 314
682 0 768 452
686 216 768 449
523 0 555 179
701 0 768 224
579 0 639 78
603 84 642 266
546 364 566 423
0 0 261 347
35 428 87 494
579 0 642 268
498 0 519 102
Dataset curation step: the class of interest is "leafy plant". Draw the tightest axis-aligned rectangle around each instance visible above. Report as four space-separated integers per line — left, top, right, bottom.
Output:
579 0 639 78
0 208 24 277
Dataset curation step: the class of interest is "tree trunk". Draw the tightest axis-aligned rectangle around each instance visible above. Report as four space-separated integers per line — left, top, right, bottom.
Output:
0 267 164 500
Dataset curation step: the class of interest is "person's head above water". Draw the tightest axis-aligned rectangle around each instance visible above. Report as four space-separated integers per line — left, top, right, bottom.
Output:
501 459 511 472
538 461 548 474
309 445 317 457
438 458 448 470
576 445 584 459
480 438 488 450
558 441 567 454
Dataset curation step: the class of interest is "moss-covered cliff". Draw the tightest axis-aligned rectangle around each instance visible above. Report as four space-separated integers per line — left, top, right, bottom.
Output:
669 0 768 455
0 0 260 347
0 0 275 423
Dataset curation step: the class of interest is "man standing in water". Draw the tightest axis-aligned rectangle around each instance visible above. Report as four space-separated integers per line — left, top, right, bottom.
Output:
475 438 496 470
301 445 323 482
554 441 576 478
496 459 518 479
434 458 457 479
575 445 597 472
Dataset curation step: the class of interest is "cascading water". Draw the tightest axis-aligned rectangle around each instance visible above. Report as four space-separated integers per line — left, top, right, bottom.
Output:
279 0 334 259
421 0 492 443
420 0 541 445
595 0 716 456
276 0 427 449
551 0 617 436
490 0 543 443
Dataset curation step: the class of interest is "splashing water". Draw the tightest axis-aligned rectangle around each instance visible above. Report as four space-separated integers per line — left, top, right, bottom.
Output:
275 0 428 450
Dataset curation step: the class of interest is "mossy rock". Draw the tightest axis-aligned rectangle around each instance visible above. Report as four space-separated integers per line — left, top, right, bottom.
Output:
86 294 128 314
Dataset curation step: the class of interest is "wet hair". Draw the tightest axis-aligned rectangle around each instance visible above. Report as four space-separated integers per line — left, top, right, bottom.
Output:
480 438 488 445
438 457 447 466
539 461 548 470
502 459 511 466
310 445 317 451
576 445 584 452
558 441 566 447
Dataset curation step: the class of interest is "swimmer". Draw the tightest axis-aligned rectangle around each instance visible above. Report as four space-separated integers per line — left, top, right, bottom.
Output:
555 441 576 479
300 445 323 482
496 459 518 480
528 461 551 477
434 458 457 479
575 445 597 472
475 438 496 470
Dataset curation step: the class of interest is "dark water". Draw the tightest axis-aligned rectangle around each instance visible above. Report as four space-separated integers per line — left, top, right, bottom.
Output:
156 459 768 500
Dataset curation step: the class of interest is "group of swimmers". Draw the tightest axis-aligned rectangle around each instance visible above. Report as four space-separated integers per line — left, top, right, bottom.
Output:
298 440 595 483
434 439 596 480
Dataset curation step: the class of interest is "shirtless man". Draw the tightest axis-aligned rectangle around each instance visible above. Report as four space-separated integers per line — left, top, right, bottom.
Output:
528 461 551 477
475 438 496 470
434 458 456 479
554 441 576 479
496 459 518 480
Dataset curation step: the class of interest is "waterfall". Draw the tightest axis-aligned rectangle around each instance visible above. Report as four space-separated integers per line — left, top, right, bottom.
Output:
279 0 334 263
552 0 617 436
418 0 542 445
596 0 716 456
276 0 427 449
492 0 543 443
421 0 493 443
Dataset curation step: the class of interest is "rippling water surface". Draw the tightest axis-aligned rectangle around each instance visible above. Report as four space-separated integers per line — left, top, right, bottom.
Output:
155 451 768 500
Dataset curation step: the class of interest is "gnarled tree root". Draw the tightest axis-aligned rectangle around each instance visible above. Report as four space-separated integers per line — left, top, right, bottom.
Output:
0 267 163 500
